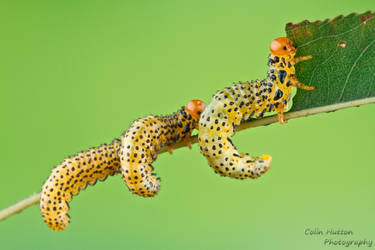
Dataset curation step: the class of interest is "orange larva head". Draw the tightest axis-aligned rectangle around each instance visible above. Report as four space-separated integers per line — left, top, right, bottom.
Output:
270 37 296 56
185 100 206 120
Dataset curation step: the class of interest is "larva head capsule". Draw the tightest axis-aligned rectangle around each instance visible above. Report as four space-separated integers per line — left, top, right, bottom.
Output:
185 99 206 119
270 37 296 56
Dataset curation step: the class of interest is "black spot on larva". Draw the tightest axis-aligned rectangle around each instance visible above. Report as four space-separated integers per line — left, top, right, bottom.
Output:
259 109 266 118
182 124 190 134
173 134 179 142
277 70 287 83
268 104 274 112
233 153 242 158
273 89 283 101
227 138 234 147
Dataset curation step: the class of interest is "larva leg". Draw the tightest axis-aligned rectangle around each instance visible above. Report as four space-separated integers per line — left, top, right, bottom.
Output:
276 104 288 124
292 55 315 89
184 134 192 149
40 140 121 231
166 146 173 155
294 55 312 64
290 78 315 90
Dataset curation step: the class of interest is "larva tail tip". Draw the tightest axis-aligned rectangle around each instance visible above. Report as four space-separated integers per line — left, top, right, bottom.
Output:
260 154 272 164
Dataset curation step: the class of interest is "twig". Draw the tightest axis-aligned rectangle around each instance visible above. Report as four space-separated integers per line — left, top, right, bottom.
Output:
0 193 41 221
0 96 374 222
161 97 375 153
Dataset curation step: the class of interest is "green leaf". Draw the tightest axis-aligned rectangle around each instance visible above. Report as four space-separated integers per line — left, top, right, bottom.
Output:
286 11 375 112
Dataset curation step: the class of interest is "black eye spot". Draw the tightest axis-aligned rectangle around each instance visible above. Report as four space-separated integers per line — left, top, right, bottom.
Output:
283 46 287 50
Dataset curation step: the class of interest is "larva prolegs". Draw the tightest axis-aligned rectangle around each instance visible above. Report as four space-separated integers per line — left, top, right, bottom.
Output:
121 164 161 197
40 140 121 231
276 103 288 124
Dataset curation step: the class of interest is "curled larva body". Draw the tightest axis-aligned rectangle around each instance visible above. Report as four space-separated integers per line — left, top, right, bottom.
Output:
40 100 205 230
119 100 206 197
40 139 122 231
39 100 205 231
198 37 315 179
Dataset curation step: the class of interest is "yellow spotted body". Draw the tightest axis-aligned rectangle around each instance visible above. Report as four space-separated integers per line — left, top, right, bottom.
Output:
40 140 121 231
40 100 204 231
198 38 314 179
119 108 200 197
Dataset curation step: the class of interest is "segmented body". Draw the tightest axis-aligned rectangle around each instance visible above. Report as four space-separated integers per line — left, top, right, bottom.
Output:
40 140 121 231
198 37 314 179
119 106 201 197
40 100 205 231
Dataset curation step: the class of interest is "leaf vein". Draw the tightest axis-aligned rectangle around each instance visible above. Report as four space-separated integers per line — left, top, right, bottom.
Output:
338 39 375 101
298 24 362 48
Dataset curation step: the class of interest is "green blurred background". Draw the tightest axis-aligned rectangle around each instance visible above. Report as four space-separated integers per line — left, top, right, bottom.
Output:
0 1 374 249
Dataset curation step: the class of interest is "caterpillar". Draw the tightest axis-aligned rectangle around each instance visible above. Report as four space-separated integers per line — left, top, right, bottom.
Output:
40 99 206 231
198 37 315 179
119 99 206 197
40 141 122 231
